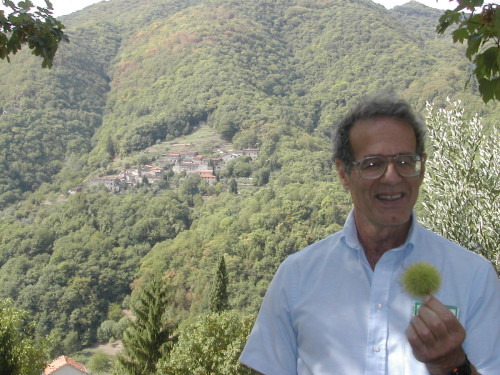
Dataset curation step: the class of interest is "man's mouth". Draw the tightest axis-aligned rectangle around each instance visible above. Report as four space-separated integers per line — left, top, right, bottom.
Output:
376 193 405 201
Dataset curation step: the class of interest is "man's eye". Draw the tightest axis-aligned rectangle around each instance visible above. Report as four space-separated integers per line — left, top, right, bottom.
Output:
398 159 416 167
362 160 384 169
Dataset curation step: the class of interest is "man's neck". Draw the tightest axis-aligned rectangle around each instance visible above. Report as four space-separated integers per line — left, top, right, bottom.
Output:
356 222 411 269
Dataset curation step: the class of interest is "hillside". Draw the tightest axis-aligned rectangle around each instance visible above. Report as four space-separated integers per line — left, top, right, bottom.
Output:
1 0 498 207
0 0 498 357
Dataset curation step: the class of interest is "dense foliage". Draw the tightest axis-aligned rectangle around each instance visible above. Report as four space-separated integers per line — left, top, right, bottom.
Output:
158 311 256 375
115 276 176 375
438 1 500 102
2 0 499 209
421 99 499 270
0 24 119 208
0 0 68 68
0 188 191 351
0 298 48 375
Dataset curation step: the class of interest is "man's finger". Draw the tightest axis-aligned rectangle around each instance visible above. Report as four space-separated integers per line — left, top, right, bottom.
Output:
421 296 464 335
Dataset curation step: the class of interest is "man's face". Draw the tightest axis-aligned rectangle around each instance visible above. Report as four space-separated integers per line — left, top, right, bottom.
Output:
336 117 425 233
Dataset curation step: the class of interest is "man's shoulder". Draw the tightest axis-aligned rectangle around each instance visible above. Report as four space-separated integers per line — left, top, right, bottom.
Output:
273 229 350 290
414 222 492 267
285 230 345 263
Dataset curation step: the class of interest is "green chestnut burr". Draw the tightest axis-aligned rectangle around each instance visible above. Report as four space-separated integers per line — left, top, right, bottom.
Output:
401 262 442 298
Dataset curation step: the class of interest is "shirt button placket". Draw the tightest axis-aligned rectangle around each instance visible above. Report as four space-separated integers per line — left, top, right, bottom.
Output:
365 254 395 375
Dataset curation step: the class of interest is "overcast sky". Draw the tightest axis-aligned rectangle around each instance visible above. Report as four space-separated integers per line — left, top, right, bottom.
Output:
17 0 463 17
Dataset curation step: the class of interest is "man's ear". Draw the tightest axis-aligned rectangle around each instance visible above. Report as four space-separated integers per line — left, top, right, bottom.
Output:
335 159 350 190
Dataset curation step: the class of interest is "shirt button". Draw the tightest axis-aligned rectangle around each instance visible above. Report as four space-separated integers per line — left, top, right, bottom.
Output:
376 304 383 310
373 346 381 352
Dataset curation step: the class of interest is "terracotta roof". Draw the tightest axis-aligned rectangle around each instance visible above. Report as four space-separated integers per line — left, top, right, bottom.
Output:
199 171 216 178
45 356 87 375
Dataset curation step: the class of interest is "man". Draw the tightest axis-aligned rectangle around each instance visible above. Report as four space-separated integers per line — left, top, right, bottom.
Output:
239 95 500 375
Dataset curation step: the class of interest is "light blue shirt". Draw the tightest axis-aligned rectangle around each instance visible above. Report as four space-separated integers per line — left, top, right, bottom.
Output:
240 211 500 375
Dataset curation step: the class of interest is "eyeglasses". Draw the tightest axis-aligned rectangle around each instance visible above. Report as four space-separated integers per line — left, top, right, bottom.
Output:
351 154 425 180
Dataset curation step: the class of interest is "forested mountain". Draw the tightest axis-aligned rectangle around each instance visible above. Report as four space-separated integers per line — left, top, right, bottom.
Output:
0 0 498 357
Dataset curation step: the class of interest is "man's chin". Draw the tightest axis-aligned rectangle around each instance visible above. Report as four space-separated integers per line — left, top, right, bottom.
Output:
376 212 412 228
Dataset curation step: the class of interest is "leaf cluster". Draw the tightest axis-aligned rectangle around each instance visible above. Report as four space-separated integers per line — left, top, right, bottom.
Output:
438 1 500 102
0 298 49 375
0 0 68 68
158 311 256 375
420 99 499 270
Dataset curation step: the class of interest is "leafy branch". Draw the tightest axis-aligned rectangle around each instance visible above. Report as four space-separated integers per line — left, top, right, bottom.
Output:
437 1 500 102
0 0 69 68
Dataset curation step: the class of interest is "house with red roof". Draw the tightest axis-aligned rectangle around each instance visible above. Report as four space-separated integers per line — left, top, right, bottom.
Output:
198 170 217 185
44 356 88 375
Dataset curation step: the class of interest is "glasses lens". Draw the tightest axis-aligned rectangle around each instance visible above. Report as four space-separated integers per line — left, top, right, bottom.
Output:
359 157 387 179
356 154 423 179
394 155 421 177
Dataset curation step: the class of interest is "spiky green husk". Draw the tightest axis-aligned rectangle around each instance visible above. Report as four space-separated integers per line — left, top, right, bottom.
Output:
401 262 442 298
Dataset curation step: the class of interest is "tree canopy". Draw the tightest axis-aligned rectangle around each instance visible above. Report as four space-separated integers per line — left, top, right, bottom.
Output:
438 1 500 102
115 276 177 375
421 99 499 270
0 0 68 68
0 298 48 375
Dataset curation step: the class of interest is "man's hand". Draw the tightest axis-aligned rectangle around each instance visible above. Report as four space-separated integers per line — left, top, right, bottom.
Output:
406 295 467 375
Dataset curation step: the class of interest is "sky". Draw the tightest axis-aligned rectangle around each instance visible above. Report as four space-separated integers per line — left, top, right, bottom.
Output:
12 0 463 17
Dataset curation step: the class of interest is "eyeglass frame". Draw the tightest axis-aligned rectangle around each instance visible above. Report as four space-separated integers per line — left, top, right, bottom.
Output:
350 153 426 180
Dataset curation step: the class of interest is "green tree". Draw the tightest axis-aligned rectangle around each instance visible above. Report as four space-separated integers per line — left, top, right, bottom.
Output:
88 351 112 375
229 178 238 194
438 1 500 102
62 330 81 354
0 298 48 375
105 135 116 159
158 311 257 375
0 0 68 68
421 99 499 271
115 276 176 375
209 256 229 313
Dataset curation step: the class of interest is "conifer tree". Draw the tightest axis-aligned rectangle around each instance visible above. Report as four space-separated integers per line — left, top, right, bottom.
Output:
229 178 238 194
209 256 229 313
115 276 176 375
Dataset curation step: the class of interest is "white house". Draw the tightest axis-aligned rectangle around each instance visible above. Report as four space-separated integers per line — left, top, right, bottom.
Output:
44 356 88 375
89 176 123 192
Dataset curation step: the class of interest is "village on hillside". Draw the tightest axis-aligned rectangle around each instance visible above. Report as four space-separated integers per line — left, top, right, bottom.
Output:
69 148 260 194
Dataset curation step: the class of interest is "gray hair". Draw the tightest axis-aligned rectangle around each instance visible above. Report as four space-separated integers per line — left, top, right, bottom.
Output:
332 94 426 173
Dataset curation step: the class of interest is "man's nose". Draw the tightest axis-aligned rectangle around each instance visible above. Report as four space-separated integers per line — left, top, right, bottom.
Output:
381 161 402 182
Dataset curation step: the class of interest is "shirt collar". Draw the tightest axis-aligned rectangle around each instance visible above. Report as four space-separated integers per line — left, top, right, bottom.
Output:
342 209 417 253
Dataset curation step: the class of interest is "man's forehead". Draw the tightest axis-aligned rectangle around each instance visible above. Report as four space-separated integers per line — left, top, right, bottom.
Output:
349 118 417 154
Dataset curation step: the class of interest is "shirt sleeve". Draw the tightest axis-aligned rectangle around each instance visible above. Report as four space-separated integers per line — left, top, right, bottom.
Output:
463 262 500 375
239 260 299 375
